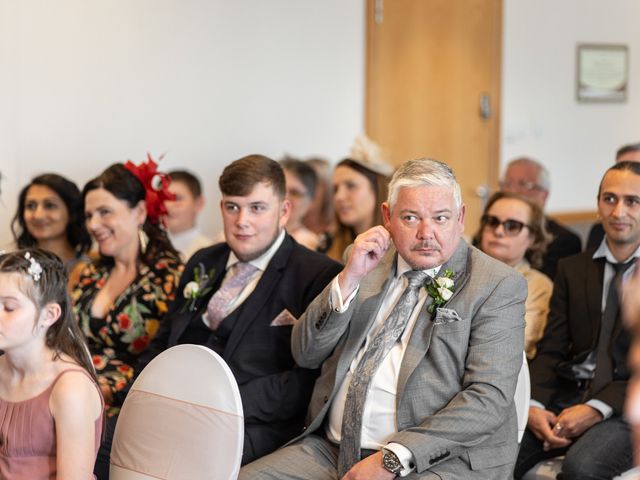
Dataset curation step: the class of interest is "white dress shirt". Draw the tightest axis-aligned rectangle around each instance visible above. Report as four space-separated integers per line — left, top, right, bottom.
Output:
169 226 212 261
326 255 440 475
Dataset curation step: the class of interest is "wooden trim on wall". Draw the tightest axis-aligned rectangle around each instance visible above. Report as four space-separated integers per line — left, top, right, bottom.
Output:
548 210 598 225
488 0 503 191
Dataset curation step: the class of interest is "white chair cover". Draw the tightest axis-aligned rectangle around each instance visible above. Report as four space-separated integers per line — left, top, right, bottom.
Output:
110 344 244 480
616 466 640 479
515 351 531 443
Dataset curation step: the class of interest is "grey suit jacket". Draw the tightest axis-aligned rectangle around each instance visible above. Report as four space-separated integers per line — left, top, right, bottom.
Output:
291 239 526 479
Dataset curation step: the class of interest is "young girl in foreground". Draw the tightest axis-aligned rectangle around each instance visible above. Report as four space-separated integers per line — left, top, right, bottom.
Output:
0 249 103 479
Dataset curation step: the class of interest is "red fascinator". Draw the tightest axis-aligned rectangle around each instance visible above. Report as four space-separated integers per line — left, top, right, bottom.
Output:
124 153 175 226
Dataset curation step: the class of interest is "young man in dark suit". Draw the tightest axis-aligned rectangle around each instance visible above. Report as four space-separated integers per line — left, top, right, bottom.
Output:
94 155 341 478
515 161 640 479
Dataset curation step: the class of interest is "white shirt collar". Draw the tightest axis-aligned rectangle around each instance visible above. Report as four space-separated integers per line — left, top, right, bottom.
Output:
593 238 640 264
169 225 200 246
226 229 286 272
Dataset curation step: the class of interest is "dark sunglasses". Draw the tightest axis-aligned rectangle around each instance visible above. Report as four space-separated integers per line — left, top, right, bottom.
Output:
481 214 530 236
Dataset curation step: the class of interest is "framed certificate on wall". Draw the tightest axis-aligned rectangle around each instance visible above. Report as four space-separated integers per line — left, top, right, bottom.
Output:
577 44 628 102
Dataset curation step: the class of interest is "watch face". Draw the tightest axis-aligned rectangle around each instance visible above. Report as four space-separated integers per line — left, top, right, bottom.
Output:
383 451 402 474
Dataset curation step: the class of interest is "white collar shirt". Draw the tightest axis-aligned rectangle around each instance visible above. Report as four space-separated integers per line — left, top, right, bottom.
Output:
592 239 640 311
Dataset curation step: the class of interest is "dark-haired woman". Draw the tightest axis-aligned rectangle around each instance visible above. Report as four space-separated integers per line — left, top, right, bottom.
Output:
474 191 552 359
71 162 183 413
11 174 92 289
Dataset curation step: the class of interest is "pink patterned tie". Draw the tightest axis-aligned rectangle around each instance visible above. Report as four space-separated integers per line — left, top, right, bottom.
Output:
206 262 258 330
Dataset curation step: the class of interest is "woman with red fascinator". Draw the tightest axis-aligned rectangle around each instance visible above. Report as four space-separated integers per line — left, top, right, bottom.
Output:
71 157 183 416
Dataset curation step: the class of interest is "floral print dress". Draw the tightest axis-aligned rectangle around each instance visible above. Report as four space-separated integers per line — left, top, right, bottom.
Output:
71 257 183 413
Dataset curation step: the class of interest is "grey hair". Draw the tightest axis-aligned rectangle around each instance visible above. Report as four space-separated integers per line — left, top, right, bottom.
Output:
387 158 462 211
505 157 551 192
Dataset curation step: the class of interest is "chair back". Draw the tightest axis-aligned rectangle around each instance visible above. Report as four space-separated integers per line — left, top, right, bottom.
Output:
515 351 530 443
110 344 244 480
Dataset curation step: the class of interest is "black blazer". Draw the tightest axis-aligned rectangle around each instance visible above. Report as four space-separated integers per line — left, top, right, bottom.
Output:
586 222 605 251
540 218 582 281
530 250 630 415
139 233 342 463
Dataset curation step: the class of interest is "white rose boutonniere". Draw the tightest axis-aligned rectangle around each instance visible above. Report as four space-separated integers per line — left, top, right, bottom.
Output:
181 264 215 312
425 269 456 314
183 281 200 299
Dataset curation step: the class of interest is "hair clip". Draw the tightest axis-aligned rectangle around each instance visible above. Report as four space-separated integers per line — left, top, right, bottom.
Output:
24 252 43 282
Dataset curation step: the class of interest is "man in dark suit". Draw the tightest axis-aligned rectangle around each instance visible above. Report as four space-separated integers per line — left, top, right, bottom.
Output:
514 161 640 479
93 155 341 478
500 157 581 280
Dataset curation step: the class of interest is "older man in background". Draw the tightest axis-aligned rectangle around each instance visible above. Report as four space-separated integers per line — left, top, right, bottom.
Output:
501 157 582 280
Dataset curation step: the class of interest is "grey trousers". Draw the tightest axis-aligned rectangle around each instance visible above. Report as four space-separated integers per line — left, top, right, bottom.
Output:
239 434 341 480
238 434 448 480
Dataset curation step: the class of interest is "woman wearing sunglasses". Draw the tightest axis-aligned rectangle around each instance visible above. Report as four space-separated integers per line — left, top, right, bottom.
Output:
474 191 552 359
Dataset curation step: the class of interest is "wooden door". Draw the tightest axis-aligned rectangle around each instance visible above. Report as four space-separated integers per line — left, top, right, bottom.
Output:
366 0 502 232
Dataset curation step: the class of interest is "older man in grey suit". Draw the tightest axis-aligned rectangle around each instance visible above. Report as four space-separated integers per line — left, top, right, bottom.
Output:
240 159 526 479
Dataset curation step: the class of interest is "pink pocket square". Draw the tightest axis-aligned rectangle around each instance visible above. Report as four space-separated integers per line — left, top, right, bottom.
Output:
270 309 298 327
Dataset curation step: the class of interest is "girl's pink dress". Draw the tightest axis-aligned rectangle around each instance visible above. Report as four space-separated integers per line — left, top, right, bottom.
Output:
0 369 103 479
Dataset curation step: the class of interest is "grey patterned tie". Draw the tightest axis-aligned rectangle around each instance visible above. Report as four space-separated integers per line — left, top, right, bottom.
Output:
337 269 430 477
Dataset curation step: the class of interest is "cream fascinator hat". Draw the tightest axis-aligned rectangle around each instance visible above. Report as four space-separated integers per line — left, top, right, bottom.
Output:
348 135 395 177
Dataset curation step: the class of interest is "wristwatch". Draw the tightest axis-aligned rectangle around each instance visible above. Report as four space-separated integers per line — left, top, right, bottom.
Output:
382 448 403 476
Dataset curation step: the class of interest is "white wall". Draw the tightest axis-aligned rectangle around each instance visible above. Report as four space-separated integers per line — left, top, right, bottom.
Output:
501 0 640 214
0 1 19 247
0 0 365 248
3 0 638 249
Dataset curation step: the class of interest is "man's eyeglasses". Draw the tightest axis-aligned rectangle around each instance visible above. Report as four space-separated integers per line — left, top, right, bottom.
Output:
481 215 530 236
499 179 546 193
286 188 309 200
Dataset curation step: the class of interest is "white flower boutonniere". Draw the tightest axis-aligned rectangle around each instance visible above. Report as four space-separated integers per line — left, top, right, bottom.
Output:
181 264 215 312
425 269 456 314
183 281 200 299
